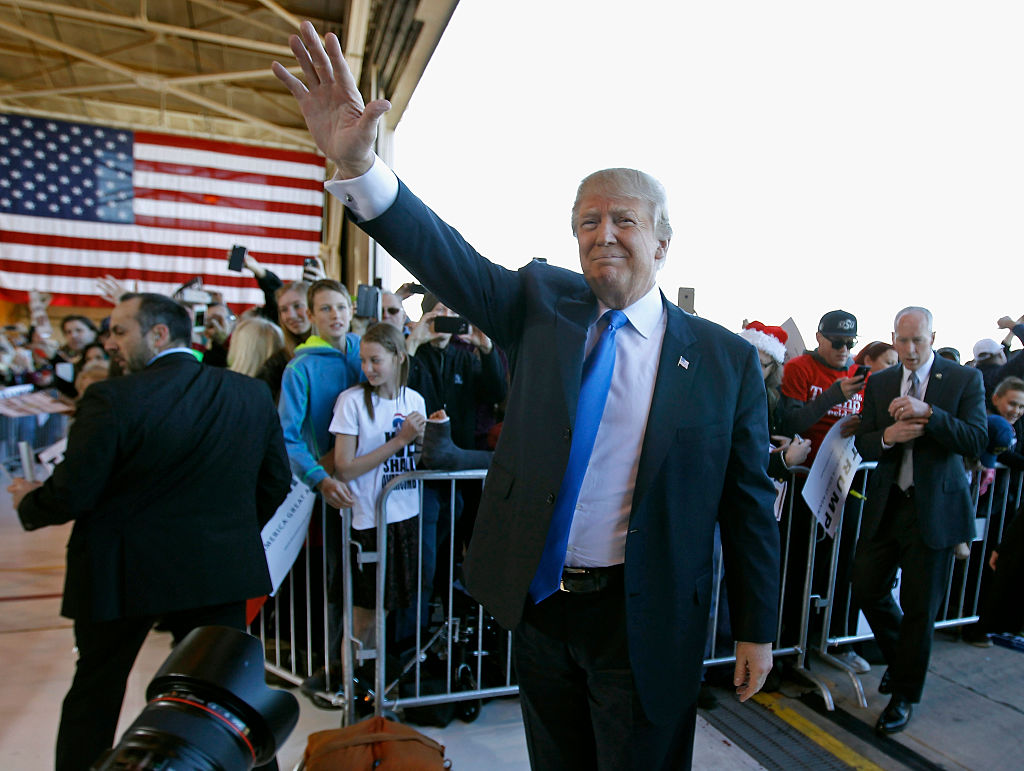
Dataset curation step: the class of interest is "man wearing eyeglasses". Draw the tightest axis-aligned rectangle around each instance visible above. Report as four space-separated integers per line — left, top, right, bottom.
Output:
379 291 408 332
777 309 867 460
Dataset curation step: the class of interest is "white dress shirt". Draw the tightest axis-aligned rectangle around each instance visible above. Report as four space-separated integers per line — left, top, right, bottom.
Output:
565 286 665 567
323 155 668 567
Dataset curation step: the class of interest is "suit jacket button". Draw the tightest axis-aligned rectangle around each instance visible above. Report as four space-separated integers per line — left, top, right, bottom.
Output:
563 428 571 441
546 494 555 504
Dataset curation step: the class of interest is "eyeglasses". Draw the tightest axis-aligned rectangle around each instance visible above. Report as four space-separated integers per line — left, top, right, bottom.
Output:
827 337 856 350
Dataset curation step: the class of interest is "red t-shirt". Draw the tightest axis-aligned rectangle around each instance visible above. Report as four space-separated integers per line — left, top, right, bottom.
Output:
780 353 863 456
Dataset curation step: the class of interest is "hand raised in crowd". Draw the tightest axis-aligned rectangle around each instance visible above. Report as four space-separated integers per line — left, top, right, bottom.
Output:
317 477 355 509
838 373 866 400
997 315 1024 330
96 275 130 306
302 256 326 283
204 314 231 345
397 411 427 445
243 253 266 279
458 324 493 354
272 21 390 178
405 310 446 355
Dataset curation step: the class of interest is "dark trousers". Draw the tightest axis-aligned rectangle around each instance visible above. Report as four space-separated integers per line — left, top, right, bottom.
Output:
55 601 247 771
851 487 953 703
513 577 697 771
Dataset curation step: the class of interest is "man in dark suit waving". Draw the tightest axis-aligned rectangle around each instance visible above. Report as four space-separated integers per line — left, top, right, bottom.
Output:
8 293 291 771
853 306 986 735
274 23 780 770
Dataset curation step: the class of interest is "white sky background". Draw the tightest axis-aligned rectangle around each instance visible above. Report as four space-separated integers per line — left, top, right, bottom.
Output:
387 0 1024 359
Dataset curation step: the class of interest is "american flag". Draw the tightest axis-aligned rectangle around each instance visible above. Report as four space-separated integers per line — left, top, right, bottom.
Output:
0 113 325 310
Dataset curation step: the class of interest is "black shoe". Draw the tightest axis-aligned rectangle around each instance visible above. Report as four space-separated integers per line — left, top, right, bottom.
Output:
876 695 912 735
878 669 893 695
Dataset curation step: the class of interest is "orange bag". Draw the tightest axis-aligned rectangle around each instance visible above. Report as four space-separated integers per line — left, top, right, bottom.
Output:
303 716 450 770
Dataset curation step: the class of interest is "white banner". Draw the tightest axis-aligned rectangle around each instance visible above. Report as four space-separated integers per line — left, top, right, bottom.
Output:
261 476 316 596
801 415 862 538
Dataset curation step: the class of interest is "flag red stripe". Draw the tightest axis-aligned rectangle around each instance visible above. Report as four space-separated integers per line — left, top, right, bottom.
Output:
134 188 321 217
0 230 307 264
134 131 325 167
0 258 289 288
0 287 111 308
134 215 320 241
134 159 324 192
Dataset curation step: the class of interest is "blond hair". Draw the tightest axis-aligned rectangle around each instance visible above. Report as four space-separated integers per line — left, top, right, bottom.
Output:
228 317 284 378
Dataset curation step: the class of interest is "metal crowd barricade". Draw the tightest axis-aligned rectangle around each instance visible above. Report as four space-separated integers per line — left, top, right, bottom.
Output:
254 460 1021 721
808 461 1022 709
0 386 70 474
249 497 341 705
365 469 517 724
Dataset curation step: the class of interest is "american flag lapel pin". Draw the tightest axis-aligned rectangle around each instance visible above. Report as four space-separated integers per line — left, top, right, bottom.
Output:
678 356 689 370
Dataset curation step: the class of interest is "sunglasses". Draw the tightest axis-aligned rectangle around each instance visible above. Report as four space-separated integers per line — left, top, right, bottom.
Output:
382 307 403 316
827 337 856 350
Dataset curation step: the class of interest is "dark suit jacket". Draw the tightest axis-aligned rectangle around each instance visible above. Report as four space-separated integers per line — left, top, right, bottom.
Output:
360 181 780 719
18 352 291 622
855 356 987 549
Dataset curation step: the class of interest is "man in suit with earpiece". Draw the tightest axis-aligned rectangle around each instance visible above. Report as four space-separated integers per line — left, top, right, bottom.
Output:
853 306 986 735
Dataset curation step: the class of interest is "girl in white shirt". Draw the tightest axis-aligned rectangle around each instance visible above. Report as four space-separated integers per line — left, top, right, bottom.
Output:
330 322 426 644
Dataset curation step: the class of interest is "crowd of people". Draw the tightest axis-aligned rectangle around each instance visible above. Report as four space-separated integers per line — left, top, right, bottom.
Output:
4 22 1023 770
6 254 1024 757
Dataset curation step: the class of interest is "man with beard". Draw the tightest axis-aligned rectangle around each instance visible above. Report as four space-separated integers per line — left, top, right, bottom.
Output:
7 292 291 771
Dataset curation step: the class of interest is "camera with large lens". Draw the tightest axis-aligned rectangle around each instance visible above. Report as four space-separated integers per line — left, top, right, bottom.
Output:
91 626 298 770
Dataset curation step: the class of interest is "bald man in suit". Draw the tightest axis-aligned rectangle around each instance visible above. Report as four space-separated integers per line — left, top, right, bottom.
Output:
853 306 986 734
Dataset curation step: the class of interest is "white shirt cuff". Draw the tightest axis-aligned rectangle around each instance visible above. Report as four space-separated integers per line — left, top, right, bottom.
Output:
323 154 399 222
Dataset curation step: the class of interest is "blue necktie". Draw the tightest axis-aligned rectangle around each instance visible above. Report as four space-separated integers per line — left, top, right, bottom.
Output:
528 309 628 603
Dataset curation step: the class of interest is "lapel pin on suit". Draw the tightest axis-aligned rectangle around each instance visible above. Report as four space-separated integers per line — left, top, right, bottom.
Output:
678 356 689 370
934 373 942 379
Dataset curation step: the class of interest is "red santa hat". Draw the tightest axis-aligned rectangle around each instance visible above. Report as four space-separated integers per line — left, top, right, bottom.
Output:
738 321 788 365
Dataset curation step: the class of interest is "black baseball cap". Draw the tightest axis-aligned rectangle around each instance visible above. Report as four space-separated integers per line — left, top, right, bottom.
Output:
818 310 857 338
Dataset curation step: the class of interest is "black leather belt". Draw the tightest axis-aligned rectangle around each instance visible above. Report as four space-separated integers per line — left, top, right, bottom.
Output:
559 565 624 594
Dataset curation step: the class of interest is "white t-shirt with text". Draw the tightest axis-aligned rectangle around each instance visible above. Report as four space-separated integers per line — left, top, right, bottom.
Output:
329 385 425 530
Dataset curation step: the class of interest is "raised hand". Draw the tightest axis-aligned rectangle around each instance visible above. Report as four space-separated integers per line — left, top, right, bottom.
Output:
272 21 391 177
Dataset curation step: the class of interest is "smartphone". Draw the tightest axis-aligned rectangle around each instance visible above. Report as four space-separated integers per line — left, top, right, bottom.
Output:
434 316 469 335
355 284 382 318
854 365 870 379
227 245 247 272
194 308 206 328
677 287 695 314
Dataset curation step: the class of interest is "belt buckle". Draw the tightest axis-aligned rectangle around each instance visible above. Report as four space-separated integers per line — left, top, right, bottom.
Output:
560 567 585 593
